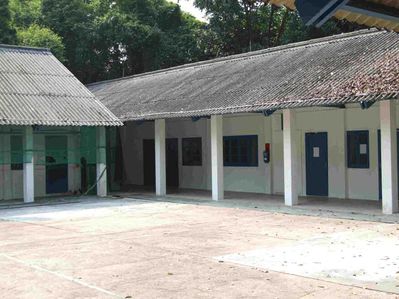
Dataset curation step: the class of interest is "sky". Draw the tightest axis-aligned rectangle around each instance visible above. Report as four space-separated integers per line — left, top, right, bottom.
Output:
169 0 208 22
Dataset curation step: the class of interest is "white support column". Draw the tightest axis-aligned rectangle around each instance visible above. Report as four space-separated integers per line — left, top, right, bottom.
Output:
23 126 34 203
96 126 107 197
264 116 273 194
211 115 223 201
380 100 398 214
283 109 298 206
155 119 166 196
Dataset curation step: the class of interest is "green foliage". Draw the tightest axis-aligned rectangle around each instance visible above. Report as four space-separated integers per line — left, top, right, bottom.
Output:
4 0 365 83
41 0 97 81
0 0 16 44
9 0 41 27
89 0 210 82
16 24 65 61
194 0 364 56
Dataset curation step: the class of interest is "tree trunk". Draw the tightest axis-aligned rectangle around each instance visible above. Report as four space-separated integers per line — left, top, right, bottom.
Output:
268 4 276 47
244 1 253 51
275 8 289 46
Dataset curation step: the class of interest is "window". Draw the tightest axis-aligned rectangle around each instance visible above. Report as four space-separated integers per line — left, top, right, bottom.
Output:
182 137 202 166
347 130 369 168
224 135 258 167
11 135 23 170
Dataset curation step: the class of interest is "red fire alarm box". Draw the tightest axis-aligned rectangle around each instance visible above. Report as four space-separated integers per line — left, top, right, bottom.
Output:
263 143 270 163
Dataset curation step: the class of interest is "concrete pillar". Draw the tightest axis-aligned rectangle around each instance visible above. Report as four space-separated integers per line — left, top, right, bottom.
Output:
96 126 107 197
23 126 34 203
283 109 298 206
264 116 273 194
211 115 223 201
155 119 166 196
380 100 398 214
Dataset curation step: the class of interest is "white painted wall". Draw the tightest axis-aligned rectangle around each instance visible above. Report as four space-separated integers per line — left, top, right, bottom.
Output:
222 114 271 194
169 118 211 190
120 121 154 186
120 101 399 201
122 115 273 194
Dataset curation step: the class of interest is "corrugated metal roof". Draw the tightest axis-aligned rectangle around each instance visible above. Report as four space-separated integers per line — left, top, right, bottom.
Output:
0 45 122 126
88 29 399 121
270 0 399 32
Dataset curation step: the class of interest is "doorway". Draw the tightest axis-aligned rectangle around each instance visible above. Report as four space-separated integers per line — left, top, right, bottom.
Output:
45 136 68 194
166 138 179 188
143 139 155 188
142 138 179 189
305 132 328 196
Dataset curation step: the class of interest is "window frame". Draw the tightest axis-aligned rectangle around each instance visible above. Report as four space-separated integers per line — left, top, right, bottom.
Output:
10 135 23 171
346 130 369 169
223 135 258 167
182 137 202 166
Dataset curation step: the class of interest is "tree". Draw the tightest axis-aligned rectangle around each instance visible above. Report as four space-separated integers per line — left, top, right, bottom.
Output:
41 0 97 82
17 24 65 61
3 0 365 83
91 0 211 81
9 0 41 28
0 0 16 44
194 0 364 57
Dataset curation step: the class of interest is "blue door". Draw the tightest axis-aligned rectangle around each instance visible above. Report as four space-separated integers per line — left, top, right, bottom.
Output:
305 132 328 196
46 136 68 194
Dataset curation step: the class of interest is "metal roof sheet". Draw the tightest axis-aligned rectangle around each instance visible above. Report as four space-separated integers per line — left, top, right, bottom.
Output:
0 45 122 126
88 29 399 121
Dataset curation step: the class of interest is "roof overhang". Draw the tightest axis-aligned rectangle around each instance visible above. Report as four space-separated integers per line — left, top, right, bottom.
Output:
89 30 399 122
270 0 399 32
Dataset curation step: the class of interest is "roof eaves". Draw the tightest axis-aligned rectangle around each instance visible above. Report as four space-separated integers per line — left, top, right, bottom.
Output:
118 92 399 122
0 44 51 53
0 119 123 127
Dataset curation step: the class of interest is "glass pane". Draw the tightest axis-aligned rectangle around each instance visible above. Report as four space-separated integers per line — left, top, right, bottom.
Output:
230 139 239 163
11 135 23 170
182 137 202 166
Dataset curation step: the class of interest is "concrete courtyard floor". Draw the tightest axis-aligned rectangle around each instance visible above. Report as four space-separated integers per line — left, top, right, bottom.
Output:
0 197 399 298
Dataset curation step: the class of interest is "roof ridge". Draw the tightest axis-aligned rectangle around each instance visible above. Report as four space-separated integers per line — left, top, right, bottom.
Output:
0 44 51 52
87 28 386 87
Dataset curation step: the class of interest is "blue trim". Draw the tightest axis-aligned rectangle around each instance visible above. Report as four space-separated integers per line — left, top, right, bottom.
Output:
360 100 375 110
296 0 348 26
347 130 369 169
254 109 277 116
314 0 349 27
223 135 258 167
192 116 211 122
263 109 276 117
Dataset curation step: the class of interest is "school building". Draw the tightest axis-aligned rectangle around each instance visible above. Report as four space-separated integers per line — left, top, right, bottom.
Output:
89 29 399 214
0 45 122 203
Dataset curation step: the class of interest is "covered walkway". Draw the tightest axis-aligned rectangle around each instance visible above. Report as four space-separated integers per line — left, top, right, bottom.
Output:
110 189 398 223
90 29 399 215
